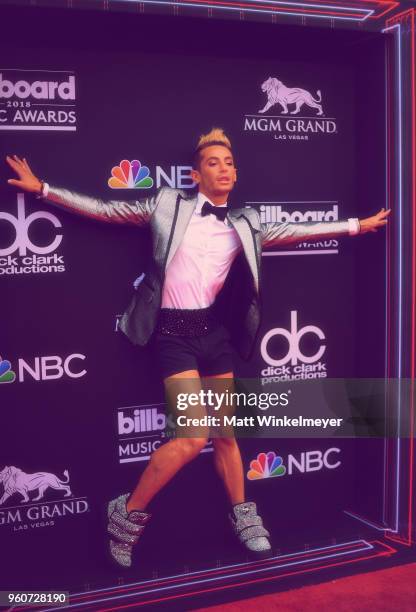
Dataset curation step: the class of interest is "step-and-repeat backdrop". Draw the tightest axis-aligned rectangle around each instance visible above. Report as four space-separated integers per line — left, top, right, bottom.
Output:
0 11 386 591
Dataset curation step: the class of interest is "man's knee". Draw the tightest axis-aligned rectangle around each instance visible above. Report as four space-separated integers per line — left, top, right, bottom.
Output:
212 436 238 450
177 437 209 459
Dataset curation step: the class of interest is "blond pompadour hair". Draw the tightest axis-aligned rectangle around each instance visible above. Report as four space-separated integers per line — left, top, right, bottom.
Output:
193 127 233 169
196 127 232 150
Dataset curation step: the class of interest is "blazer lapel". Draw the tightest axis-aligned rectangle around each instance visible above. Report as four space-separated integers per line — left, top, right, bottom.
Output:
228 211 260 291
165 193 198 267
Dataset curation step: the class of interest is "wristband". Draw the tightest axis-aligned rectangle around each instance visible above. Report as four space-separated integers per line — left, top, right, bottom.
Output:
35 180 45 199
347 218 360 235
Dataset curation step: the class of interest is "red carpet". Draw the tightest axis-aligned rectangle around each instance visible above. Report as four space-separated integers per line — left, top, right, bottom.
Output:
195 562 416 611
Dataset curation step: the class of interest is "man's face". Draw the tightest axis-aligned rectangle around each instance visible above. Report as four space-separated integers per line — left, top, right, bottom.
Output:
191 145 237 200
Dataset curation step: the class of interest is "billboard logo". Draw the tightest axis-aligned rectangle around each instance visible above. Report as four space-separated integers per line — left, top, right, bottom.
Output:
117 404 168 464
0 194 65 275
0 74 75 101
0 70 77 131
118 407 166 435
260 204 338 224
247 448 341 480
108 160 195 190
117 404 213 464
247 451 286 480
260 311 327 385
0 357 16 384
255 202 340 255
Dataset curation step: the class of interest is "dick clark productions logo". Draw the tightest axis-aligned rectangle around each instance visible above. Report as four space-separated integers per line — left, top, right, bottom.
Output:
0 194 65 275
260 310 327 385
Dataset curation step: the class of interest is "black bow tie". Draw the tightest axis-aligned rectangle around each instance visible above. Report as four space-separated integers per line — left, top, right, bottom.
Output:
201 201 228 222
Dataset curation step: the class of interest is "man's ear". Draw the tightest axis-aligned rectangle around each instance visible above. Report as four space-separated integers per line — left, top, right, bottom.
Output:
191 169 201 184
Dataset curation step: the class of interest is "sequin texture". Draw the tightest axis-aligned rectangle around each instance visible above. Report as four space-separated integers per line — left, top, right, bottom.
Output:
156 306 219 337
107 493 151 568
230 501 272 555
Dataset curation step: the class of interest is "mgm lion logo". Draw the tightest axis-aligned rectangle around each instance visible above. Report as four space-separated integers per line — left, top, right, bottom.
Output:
0 465 72 505
259 77 323 116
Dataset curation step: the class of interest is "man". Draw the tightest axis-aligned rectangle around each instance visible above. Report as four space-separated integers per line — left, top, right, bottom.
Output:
6 128 390 568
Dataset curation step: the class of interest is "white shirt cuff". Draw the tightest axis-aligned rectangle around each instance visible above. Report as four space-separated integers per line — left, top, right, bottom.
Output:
42 182 49 197
347 218 360 235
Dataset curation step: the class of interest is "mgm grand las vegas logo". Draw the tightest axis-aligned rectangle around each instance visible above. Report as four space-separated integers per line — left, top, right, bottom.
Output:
0 465 89 532
244 77 337 140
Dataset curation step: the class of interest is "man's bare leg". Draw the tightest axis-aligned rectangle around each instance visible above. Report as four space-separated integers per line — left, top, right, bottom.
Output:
212 436 245 505
205 372 245 505
126 369 208 513
204 372 271 557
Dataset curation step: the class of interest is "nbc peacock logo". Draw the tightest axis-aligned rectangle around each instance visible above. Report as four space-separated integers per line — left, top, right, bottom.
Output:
247 451 286 480
108 160 154 189
0 356 16 384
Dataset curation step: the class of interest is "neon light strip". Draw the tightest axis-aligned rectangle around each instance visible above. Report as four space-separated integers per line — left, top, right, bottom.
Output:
93 549 396 612
172 0 372 12
124 0 372 12
99 550 395 612
68 539 370 600
68 545 362 604
122 0 374 21
382 21 402 536
42 543 397 612
44 541 374 610
395 20 402 536
344 510 394 531
410 7 415 547
122 0 397 18
383 38 389 526
386 7 416 547
33 549 393 612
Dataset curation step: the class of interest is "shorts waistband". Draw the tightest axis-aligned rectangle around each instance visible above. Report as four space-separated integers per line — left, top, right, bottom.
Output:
156 306 218 337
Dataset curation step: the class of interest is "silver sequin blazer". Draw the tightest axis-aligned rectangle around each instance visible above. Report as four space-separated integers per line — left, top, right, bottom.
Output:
45 186 351 359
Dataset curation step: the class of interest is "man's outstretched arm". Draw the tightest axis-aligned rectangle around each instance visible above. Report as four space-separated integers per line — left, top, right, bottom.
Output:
261 208 390 248
6 155 156 226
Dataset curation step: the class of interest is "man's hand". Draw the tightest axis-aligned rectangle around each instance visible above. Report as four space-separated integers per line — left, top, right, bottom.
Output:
359 208 391 234
6 155 42 193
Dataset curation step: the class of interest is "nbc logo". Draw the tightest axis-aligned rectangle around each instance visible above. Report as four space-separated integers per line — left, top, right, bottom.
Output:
108 160 153 189
0 354 86 383
247 451 286 480
247 448 341 481
0 356 16 384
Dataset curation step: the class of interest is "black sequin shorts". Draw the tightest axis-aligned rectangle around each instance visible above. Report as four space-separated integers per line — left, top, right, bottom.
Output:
156 306 218 337
154 309 233 378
